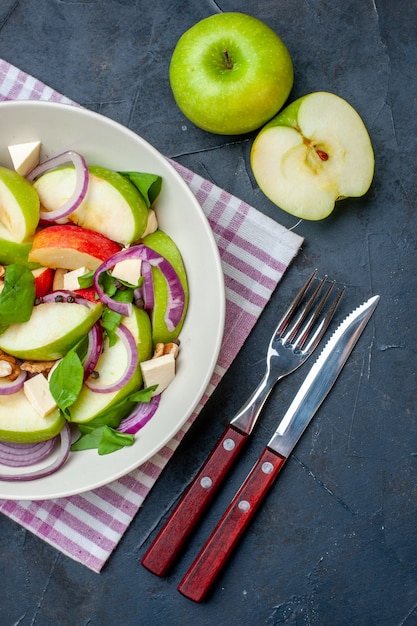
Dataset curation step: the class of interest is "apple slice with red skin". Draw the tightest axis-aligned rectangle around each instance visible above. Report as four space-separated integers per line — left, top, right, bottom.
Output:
28 224 122 271
32 266 54 298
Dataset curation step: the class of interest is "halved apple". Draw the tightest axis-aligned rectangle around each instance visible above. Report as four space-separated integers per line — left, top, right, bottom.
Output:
33 165 149 245
250 91 375 220
0 298 102 361
0 390 65 443
143 230 189 345
28 224 121 270
69 305 153 424
0 165 40 242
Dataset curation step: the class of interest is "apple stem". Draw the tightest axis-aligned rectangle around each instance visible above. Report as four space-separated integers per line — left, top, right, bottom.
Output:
223 49 233 70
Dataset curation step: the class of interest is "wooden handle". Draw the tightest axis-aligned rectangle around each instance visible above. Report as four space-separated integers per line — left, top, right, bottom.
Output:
141 425 248 576
177 447 286 602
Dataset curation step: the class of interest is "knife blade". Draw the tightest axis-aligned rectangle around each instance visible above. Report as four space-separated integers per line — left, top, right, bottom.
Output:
178 295 379 602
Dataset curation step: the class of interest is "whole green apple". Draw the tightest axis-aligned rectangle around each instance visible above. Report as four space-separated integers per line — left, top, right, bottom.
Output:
251 91 375 220
169 12 293 135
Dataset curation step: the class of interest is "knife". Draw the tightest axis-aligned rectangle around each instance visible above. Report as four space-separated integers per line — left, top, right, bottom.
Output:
177 294 379 602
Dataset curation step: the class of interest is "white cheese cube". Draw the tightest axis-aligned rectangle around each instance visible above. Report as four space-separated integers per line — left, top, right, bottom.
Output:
8 141 41 176
112 258 142 285
63 267 89 291
140 354 176 396
24 374 57 417
141 209 158 238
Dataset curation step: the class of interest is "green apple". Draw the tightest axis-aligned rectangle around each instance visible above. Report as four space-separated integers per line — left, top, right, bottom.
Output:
251 91 375 220
33 165 149 245
143 230 189 345
69 305 152 424
0 238 35 266
0 165 40 243
0 389 65 443
169 12 293 135
0 299 102 361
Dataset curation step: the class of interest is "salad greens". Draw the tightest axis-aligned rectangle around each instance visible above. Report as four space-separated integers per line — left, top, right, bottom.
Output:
119 172 162 208
0 264 35 334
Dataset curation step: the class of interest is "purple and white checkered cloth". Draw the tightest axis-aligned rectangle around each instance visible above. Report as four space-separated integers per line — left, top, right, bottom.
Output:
0 59 303 572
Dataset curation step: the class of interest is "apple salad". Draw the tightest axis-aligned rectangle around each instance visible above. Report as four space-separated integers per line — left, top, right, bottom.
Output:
0 144 189 480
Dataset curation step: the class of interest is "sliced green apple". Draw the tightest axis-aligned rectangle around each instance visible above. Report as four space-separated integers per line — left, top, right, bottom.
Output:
28 224 121 270
0 238 34 266
0 165 40 242
143 230 189 345
33 165 149 245
0 299 102 361
69 305 153 424
250 91 375 220
0 389 65 443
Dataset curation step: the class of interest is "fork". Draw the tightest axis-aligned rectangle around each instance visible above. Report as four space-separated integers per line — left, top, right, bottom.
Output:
141 271 344 576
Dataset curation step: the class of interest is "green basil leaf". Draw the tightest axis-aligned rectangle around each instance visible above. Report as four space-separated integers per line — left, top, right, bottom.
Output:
71 425 134 455
77 270 95 289
118 172 162 208
98 426 134 455
49 349 84 417
71 427 105 451
0 264 35 330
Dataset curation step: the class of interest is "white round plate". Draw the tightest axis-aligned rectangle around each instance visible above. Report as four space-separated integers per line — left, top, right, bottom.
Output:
0 101 225 500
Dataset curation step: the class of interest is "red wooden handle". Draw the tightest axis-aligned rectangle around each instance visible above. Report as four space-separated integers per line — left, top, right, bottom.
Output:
141 425 248 576
177 447 286 602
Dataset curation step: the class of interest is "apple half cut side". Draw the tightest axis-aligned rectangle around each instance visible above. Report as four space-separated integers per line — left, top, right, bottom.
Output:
33 165 149 245
250 91 375 220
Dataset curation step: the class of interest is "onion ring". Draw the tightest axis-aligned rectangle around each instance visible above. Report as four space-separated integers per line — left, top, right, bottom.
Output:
0 424 72 481
27 150 89 222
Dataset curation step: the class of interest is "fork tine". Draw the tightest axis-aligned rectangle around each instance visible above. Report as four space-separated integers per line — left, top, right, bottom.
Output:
282 274 329 343
302 285 345 353
275 269 318 336
292 279 335 349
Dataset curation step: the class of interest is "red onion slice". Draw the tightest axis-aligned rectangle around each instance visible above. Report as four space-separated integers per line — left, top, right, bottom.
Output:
85 323 138 393
83 323 104 380
118 395 161 434
0 437 56 467
141 260 155 311
27 150 89 222
94 244 185 330
0 423 71 481
0 370 27 396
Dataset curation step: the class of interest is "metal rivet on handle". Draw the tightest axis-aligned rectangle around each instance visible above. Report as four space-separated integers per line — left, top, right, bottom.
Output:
223 438 235 451
262 462 274 475
238 500 251 512
200 476 212 489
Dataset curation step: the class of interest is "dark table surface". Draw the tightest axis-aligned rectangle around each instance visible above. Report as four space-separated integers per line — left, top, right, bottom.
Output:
0 1 416 624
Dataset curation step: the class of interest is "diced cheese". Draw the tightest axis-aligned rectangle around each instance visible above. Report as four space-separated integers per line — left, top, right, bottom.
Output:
111 258 142 285
8 140 41 176
63 267 89 291
140 354 176 396
23 373 57 417
141 209 158 238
